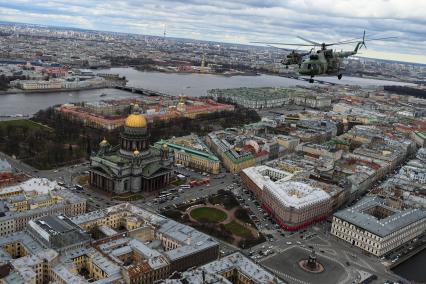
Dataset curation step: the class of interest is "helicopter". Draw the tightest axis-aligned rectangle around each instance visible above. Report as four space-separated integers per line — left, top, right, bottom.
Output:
253 31 395 83
264 45 312 68
251 41 311 68
282 49 314 68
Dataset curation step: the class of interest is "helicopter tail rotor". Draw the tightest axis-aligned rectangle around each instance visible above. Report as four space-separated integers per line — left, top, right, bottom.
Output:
361 30 367 49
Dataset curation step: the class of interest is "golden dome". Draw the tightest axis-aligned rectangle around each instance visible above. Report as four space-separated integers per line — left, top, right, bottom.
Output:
133 150 140 156
125 113 147 128
177 96 185 105
162 143 168 150
99 138 108 146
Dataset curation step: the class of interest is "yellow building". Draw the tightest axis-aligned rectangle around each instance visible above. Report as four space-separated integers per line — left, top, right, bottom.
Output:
7 195 28 212
29 194 61 209
0 188 23 199
223 150 256 174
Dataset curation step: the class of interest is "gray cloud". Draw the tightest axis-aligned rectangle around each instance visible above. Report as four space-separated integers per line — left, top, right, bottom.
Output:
0 0 425 57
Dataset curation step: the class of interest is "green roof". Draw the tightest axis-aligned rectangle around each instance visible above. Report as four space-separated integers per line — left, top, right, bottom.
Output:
102 154 128 164
155 140 220 162
415 131 426 139
208 87 308 100
142 162 162 177
224 150 254 164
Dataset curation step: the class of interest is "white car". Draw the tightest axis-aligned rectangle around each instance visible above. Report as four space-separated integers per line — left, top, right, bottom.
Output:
286 241 292 245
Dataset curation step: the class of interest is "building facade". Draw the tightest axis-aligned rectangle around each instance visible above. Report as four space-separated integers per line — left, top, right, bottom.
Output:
155 135 220 174
241 166 332 230
89 108 173 194
0 179 86 237
331 196 426 256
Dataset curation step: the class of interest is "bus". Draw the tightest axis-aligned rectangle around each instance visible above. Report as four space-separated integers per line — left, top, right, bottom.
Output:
75 185 84 191
180 185 190 190
159 193 172 199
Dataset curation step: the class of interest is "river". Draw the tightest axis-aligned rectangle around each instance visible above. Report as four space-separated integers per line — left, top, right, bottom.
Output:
392 248 426 283
0 67 416 116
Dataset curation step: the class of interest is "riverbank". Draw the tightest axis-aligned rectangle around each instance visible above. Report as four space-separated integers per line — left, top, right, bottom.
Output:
0 85 115 95
392 247 426 283
133 66 260 77
0 67 417 117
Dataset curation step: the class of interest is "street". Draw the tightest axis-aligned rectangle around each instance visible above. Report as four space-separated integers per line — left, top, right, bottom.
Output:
0 151 415 284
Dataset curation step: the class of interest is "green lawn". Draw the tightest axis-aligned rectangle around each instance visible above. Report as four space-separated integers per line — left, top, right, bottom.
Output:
224 221 253 238
0 119 50 130
190 207 227 223
171 179 187 186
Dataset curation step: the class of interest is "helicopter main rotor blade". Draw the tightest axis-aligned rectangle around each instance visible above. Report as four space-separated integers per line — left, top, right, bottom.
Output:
296 36 321 45
267 45 310 53
326 37 363 46
324 36 396 47
266 45 293 51
366 36 397 41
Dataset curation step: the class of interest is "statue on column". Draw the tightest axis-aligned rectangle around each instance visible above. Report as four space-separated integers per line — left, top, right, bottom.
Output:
307 247 317 270
298 246 324 273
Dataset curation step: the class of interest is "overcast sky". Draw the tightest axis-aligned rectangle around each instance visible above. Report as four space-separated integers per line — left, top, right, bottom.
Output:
1 0 425 63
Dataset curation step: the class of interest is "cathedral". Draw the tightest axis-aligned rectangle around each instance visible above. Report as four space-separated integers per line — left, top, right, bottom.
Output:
89 106 172 194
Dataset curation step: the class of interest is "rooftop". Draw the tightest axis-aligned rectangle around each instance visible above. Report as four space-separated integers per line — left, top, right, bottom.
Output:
156 136 220 162
0 178 60 196
201 252 284 284
71 203 219 261
28 215 91 249
0 159 12 173
242 165 294 192
265 180 331 209
334 196 426 237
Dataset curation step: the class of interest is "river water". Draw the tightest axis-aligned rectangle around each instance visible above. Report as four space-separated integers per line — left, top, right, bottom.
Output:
392 248 426 283
0 67 415 116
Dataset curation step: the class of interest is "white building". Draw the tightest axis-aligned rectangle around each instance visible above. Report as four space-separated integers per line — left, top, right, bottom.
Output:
241 165 332 230
331 196 426 256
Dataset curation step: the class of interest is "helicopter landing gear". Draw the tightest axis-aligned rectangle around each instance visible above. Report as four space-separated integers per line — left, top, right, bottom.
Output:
309 76 314 83
338 74 343 80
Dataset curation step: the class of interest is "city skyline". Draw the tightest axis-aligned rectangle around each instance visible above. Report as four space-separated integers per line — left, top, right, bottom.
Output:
1 0 426 64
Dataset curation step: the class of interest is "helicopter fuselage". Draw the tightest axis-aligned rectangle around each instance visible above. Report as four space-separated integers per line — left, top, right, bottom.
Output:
298 42 361 78
299 49 342 76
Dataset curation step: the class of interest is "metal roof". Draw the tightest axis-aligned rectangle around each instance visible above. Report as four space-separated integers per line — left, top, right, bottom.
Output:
334 196 426 237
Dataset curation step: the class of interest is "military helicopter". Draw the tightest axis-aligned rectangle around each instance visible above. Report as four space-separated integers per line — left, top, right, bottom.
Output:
254 31 395 83
264 45 312 68
251 41 313 69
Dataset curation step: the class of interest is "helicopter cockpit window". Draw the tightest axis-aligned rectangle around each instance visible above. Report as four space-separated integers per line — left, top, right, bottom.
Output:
309 54 319 60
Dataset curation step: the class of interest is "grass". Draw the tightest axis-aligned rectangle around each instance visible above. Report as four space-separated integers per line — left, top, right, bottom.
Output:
190 207 227 223
0 119 51 130
171 179 187 186
224 221 253 238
